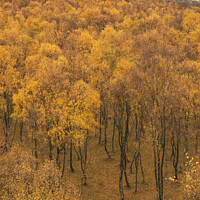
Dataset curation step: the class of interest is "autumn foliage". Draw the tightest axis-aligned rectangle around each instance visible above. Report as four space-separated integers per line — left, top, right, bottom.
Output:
0 0 200 200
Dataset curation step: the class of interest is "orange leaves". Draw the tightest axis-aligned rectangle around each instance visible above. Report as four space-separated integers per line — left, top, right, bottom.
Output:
182 9 200 33
77 31 94 54
39 43 62 59
102 6 122 24
82 7 101 26
0 46 19 116
118 17 140 34
48 80 100 147
0 146 78 200
0 46 16 68
13 35 100 148
0 1 200 199
184 154 200 199
0 7 6 29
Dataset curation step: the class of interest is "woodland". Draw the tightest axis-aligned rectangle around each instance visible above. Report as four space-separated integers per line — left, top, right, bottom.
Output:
0 0 200 199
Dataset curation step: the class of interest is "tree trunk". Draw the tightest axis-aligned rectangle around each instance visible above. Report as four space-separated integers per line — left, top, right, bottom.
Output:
112 115 116 152
195 132 199 155
3 111 9 153
20 121 23 143
195 114 199 155
79 132 88 185
104 118 111 159
184 112 189 153
152 125 165 200
124 103 130 187
48 136 53 161
84 133 88 185
12 119 17 145
103 106 111 159
79 146 86 185
135 113 138 141
99 110 102 144
34 138 38 170
160 105 166 200
70 140 75 172
140 155 145 183
124 152 130 187
173 117 180 180
61 145 66 178
130 152 136 174
119 149 125 200
56 147 60 168
74 145 81 160
135 154 139 192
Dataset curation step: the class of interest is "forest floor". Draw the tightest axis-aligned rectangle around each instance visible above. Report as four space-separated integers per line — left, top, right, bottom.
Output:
61 131 184 200
6 121 184 200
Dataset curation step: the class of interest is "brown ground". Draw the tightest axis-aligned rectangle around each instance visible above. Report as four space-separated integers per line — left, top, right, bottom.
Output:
62 132 184 200
0 121 184 200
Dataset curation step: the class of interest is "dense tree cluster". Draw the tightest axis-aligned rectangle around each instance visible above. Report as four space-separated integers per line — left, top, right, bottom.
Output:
0 0 199 199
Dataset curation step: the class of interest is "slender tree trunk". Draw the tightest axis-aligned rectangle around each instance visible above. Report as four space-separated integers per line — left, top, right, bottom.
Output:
104 119 111 159
3 92 12 153
32 131 34 156
152 120 164 200
95 114 98 137
99 110 102 144
157 142 161 200
48 136 53 161
3 112 9 152
140 155 145 183
124 103 130 187
20 121 23 143
70 140 75 172
160 105 166 200
116 101 130 199
195 115 199 155
139 109 145 183
34 138 38 170
195 132 199 155
84 133 88 185
124 152 130 187
112 115 116 152
56 147 60 168
103 106 111 159
135 113 138 141
135 152 139 192
130 152 136 174
184 112 189 153
74 145 80 160
79 146 86 185
4 128 8 152
119 147 124 200
141 108 145 137
173 117 180 180
61 145 66 178
79 132 88 185
153 140 159 200
134 107 145 190
11 120 17 145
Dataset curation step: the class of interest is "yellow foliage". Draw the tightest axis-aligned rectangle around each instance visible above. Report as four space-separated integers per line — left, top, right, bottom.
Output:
184 155 200 199
182 9 200 33
78 31 94 54
39 43 62 59
0 146 78 200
